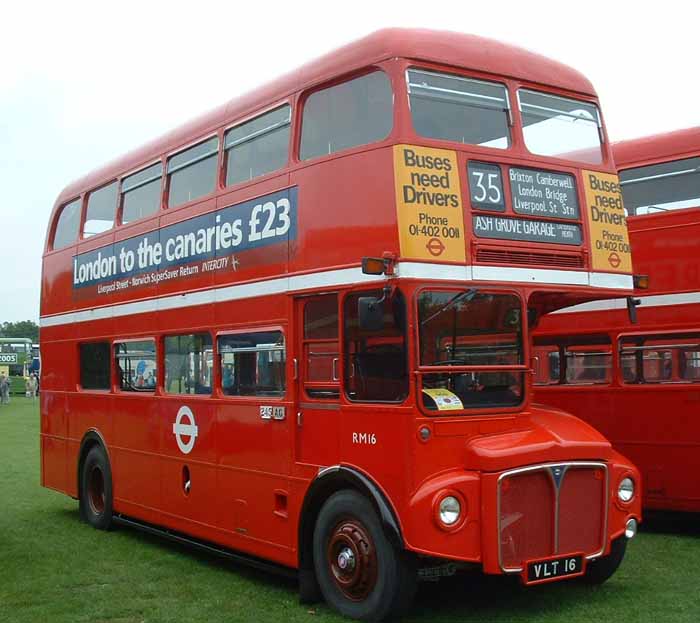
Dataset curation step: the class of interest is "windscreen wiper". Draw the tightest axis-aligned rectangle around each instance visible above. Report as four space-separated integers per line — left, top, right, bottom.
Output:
420 288 478 326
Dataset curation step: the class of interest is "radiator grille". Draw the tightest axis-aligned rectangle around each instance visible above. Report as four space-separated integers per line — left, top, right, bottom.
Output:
498 463 607 572
476 248 585 268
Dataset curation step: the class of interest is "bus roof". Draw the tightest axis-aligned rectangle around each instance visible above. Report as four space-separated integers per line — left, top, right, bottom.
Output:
614 126 700 169
53 28 596 210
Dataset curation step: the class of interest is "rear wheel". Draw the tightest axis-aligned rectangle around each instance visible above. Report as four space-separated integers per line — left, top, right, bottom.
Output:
79 445 113 530
313 490 416 621
582 536 627 584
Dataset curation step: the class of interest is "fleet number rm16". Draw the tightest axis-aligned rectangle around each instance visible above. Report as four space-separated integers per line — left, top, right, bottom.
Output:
352 432 377 445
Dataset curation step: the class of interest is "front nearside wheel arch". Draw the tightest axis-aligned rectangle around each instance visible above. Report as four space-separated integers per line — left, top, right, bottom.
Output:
297 466 404 603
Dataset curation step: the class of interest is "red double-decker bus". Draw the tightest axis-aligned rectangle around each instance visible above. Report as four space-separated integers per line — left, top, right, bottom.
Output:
534 127 700 513
40 29 641 620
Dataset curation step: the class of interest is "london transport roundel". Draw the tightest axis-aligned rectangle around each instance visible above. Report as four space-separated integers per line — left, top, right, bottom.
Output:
172 406 198 454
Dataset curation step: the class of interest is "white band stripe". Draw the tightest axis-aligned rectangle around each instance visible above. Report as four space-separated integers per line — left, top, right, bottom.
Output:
553 291 700 314
40 263 633 328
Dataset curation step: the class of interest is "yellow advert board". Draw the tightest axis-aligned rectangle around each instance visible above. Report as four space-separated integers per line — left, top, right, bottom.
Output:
582 170 632 273
421 388 464 411
393 145 466 262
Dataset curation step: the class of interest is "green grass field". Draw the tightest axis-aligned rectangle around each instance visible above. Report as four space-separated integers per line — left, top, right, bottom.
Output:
1 397 698 622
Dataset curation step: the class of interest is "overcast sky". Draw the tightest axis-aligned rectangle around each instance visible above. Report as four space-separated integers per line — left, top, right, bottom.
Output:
1 0 696 323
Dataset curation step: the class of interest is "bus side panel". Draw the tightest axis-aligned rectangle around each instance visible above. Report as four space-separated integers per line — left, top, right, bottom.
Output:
111 393 161 522
40 247 75 318
215 399 294 557
67 391 114 474
611 386 700 510
290 149 398 274
40 389 68 493
629 210 700 295
159 396 219 531
39 337 72 494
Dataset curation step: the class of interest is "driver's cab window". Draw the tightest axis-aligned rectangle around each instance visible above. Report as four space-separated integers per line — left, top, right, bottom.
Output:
343 289 408 402
418 290 524 411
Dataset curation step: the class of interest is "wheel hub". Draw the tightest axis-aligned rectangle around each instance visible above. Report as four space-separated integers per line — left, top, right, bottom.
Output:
327 519 377 601
87 465 105 515
337 547 356 571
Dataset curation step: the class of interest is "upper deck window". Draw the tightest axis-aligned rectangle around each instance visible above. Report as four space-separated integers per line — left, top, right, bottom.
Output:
407 69 510 149
167 137 219 207
519 89 603 165
300 71 393 160
225 105 291 186
122 162 163 224
84 182 117 237
52 199 81 250
619 157 700 216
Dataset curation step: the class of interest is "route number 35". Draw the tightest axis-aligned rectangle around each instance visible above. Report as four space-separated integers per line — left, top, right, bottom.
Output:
472 171 502 204
468 162 505 210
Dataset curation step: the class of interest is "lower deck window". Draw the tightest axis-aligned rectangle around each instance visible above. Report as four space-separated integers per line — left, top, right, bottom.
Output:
218 331 285 397
115 340 156 392
80 342 111 390
165 333 213 395
620 333 700 384
533 337 612 386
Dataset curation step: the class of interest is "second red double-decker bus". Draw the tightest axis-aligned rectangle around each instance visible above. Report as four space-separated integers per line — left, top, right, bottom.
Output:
40 29 641 621
534 127 700 513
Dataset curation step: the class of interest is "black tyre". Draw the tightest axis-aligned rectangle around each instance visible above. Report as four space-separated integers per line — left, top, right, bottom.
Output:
79 445 114 530
582 536 627 585
313 490 417 622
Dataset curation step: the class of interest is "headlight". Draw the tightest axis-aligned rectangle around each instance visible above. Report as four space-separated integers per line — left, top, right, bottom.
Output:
618 477 635 503
439 496 461 526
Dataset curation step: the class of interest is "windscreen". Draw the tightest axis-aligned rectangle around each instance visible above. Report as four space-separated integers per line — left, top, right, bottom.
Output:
519 89 603 165
418 291 524 411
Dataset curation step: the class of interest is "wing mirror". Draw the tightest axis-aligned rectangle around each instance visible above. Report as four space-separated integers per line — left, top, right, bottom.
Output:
358 297 384 331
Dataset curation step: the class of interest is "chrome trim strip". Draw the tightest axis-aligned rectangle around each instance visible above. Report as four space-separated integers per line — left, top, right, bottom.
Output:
225 116 291 150
497 461 608 574
298 402 340 411
167 147 219 174
122 171 162 194
553 290 700 314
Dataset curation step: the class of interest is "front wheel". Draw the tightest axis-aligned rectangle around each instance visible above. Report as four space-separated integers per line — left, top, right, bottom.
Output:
313 490 416 621
582 536 627 584
79 445 114 530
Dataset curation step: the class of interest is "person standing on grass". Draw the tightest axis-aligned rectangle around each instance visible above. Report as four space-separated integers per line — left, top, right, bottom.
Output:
0 372 9 405
26 375 37 399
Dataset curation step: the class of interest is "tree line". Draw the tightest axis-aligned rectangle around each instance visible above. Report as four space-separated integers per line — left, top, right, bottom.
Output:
0 321 39 343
